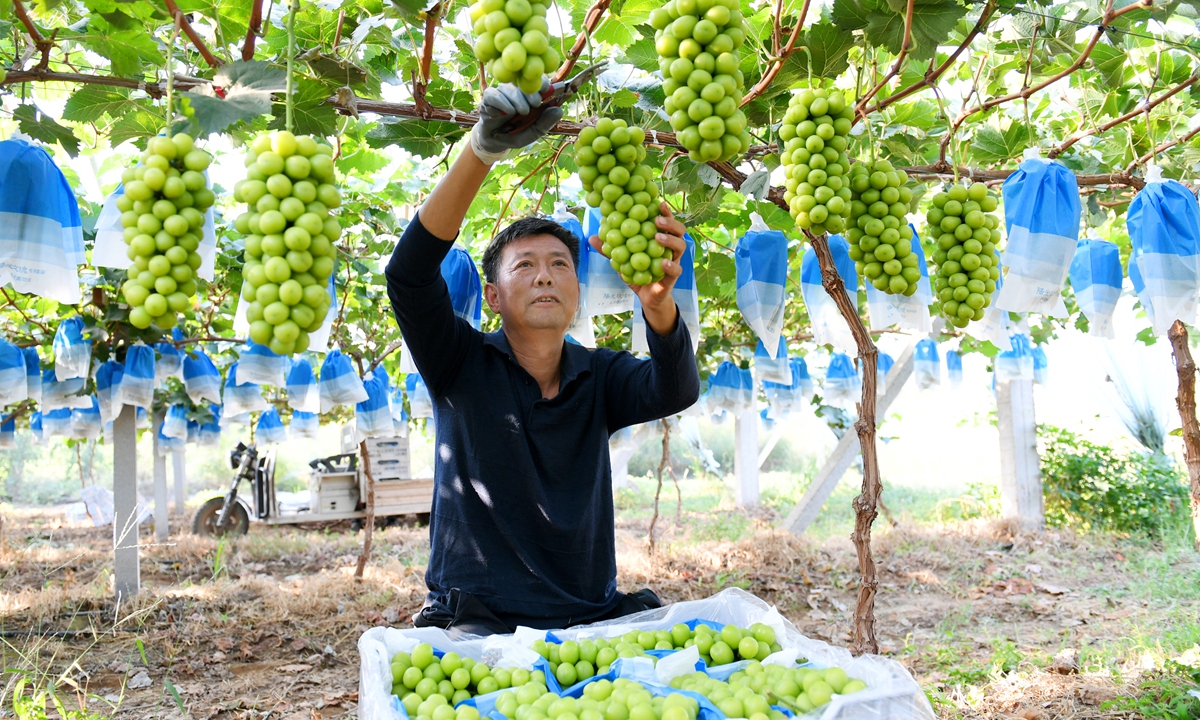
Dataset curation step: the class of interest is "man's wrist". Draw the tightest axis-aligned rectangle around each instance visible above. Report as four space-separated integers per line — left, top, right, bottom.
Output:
643 302 680 337
470 126 510 165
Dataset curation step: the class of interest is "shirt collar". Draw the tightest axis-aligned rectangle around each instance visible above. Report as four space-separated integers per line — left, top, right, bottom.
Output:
482 329 593 387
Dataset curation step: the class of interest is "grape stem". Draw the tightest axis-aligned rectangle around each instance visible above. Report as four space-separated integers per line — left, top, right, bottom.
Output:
165 15 181 133
804 228 882 656
286 0 298 134
740 0 811 108
552 0 613 83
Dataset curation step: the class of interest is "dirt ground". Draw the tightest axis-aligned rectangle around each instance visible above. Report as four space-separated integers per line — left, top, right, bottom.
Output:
1 506 1198 720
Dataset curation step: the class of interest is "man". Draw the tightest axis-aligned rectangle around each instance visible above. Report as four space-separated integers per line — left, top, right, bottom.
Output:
386 84 700 634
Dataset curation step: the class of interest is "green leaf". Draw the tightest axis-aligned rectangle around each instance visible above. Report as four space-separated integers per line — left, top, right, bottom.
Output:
108 109 164 147
610 89 638 108
182 61 288 137
697 250 736 296
270 78 338 137
367 118 464 157
593 14 638 46
1089 43 1128 87
338 146 391 175
798 21 855 80
62 86 137 122
970 122 1032 165
886 99 939 129
832 0 966 60
620 36 660 73
15 105 80 156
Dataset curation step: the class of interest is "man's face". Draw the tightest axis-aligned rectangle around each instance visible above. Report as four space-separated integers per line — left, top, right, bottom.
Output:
485 235 580 333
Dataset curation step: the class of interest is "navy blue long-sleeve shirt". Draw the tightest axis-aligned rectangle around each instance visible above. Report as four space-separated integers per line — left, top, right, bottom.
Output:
385 213 700 630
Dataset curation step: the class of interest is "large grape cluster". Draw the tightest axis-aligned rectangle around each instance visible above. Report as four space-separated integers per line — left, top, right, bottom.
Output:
652 0 751 162
779 89 853 235
117 134 213 331
926 182 1002 327
576 118 669 286
233 131 340 355
846 159 920 295
470 0 561 94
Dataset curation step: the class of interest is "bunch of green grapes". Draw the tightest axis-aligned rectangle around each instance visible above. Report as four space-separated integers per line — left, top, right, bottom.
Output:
673 663 868 717
470 0 561 93
232 131 340 355
117 133 214 330
391 644 547 713
846 159 920 295
496 679 701 720
926 182 1002 327
532 635 649 687
652 0 751 162
778 89 854 235
576 119 669 286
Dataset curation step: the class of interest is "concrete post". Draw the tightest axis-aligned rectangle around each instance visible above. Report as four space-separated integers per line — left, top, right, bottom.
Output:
996 378 1044 529
172 449 187 512
113 404 139 602
733 408 759 505
152 410 168 543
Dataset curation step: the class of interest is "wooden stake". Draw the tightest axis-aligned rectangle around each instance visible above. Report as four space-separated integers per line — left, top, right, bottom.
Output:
354 439 377 579
1168 320 1200 550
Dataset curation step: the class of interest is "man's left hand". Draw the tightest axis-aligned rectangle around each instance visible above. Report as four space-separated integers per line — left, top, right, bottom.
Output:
588 202 687 336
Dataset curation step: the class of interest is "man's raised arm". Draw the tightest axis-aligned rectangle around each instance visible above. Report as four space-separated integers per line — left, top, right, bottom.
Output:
384 84 563 392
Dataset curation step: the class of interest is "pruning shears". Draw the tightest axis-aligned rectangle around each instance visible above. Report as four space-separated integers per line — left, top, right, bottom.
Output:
497 61 609 136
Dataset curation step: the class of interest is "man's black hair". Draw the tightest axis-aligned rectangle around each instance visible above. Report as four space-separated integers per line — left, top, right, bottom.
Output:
481 217 580 284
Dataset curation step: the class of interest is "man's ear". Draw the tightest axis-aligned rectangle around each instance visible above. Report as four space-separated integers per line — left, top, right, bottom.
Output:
484 281 501 314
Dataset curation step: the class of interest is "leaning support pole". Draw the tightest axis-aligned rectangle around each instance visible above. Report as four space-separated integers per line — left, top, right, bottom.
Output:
173 449 187 512
806 231 882 656
113 404 140 602
354 440 377 579
1168 320 1200 550
152 410 169 543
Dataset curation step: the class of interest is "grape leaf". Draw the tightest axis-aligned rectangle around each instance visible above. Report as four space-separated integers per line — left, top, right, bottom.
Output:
15 105 80 156
970 123 1033 165
337 146 390 175
593 14 638 46
832 0 966 60
610 89 638 108
1089 43 1128 87
367 118 464 157
620 37 659 73
62 86 139 122
182 61 288 137
776 23 855 91
270 78 339 137
107 108 164 147
740 169 771 201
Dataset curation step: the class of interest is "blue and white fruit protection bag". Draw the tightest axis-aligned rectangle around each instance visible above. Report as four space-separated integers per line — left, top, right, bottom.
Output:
554 204 596 348
735 213 788 357
357 369 395 438
945 350 963 388
223 361 271 417
286 356 320 413
113 343 156 409
237 342 289 386
1068 239 1123 339
753 336 791 386
994 333 1034 382
320 349 369 413
632 233 700 353
53 316 91 381
256 407 288 445
996 153 1080 316
1127 166 1200 336
0 138 85 304
183 348 222 405
800 236 858 356
0 338 27 407
823 352 861 410
914 338 940 390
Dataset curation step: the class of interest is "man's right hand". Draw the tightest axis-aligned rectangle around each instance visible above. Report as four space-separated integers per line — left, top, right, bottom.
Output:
470 81 564 165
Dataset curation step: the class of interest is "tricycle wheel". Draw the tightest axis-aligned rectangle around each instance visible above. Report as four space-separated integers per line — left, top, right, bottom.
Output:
192 497 250 537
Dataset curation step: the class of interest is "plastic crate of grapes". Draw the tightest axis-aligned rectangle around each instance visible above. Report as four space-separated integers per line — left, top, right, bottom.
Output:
359 626 560 720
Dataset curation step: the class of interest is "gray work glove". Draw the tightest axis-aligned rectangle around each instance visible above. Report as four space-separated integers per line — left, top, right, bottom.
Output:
470 80 564 165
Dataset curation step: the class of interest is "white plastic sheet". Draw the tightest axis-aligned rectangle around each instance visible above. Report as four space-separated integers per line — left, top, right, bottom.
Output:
357 588 934 720
800 237 858 357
